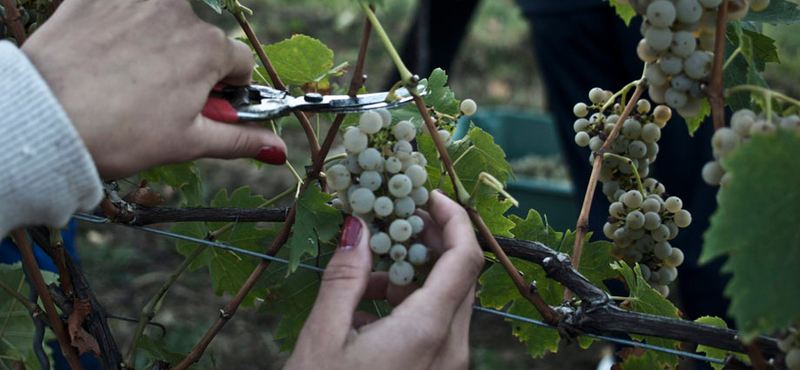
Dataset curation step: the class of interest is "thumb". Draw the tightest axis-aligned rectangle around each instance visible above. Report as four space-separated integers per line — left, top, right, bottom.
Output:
187 115 288 165
298 216 373 349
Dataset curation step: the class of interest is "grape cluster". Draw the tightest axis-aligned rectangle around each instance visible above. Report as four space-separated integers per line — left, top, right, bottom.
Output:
629 0 766 117
604 184 691 297
573 88 691 296
779 329 800 370
702 109 800 189
328 99 477 286
573 90 670 200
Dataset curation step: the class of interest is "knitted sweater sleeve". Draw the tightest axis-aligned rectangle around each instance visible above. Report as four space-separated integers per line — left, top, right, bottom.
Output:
0 40 103 237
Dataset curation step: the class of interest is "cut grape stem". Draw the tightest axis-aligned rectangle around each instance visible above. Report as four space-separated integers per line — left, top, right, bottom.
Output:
565 81 646 302
172 9 376 370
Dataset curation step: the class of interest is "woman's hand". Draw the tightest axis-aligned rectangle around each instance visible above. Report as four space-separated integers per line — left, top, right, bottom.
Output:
285 190 484 370
21 0 287 179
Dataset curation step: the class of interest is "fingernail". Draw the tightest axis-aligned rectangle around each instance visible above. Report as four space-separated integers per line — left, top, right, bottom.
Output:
339 216 362 250
254 146 286 165
434 189 446 195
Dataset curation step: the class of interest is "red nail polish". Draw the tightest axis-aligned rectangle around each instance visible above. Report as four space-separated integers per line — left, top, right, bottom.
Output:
339 216 362 249
254 146 287 165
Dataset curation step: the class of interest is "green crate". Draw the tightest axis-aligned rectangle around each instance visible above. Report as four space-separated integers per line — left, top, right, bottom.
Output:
455 108 579 231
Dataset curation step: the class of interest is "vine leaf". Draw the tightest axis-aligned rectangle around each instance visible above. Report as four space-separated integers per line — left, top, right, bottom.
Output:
285 184 343 273
137 334 197 369
477 210 617 358
262 34 335 86
139 162 203 207
723 22 778 112
742 0 800 25
694 316 747 370
258 243 391 351
612 347 661 370
474 194 516 238
684 99 711 136
612 262 680 368
701 131 800 340
391 68 460 125
198 0 223 13
604 0 637 26
453 125 515 195
172 187 274 307
0 263 57 369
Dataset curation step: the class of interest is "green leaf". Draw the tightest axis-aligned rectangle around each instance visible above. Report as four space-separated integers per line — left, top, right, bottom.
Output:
474 194 516 238
390 68 460 126
605 0 637 26
199 0 222 13
612 262 681 368
694 316 747 370
262 35 335 86
700 131 800 340
477 210 618 359
724 24 772 112
285 183 343 272
743 29 780 71
743 0 800 24
137 334 192 369
615 348 662 370
139 162 203 207
0 263 56 369
685 99 711 136
172 187 274 307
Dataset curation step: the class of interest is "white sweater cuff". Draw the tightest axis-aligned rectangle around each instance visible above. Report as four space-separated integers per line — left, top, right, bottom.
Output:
0 40 103 237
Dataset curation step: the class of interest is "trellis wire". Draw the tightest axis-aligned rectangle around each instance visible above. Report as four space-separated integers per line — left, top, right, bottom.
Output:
72 213 724 365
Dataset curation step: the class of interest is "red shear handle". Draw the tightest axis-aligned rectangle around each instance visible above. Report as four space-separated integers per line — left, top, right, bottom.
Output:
202 97 239 123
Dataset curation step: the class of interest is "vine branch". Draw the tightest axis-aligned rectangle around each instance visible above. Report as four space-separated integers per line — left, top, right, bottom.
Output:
233 12 321 157
566 82 646 301
171 10 375 370
0 278 44 318
709 0 729 130
0 0 27 44
10 230 84 370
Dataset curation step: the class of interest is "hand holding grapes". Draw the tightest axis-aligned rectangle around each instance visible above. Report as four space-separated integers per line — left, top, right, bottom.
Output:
20 0 287 179
284 190 484 370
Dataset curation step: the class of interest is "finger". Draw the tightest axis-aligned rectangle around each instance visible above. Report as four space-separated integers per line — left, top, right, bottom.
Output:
362 272 417 307
188 115 287 165
296 216 372 350
414 209 445 256
429 284 475 370
220 38 255 85
395 191 484 320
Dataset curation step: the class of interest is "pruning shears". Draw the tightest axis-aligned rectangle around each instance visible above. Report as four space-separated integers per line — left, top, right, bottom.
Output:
202 83 426 123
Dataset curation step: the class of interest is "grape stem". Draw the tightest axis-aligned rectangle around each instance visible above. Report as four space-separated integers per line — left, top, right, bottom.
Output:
0 276 44 319
172 10 376 369
726 85 800 122
600 80 639 114
722 48 743 71
359 1 418 94
709 0 730 131
602 153 646 197
468 172 519 208
565 81 646 302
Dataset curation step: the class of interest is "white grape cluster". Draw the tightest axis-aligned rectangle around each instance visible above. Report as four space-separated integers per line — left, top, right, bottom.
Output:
573 90 670 200
778 329 800 370
573 89 691 297
604 183 692 297
629 0 766 117
702 109 800 190
328 99 478 287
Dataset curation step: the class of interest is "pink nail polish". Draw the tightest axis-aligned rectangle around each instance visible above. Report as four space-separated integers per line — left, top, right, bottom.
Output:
254 146 286 165
339 216 362 249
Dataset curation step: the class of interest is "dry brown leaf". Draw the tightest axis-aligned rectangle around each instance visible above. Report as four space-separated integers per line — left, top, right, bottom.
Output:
123 179 164 207
67 299 100 356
